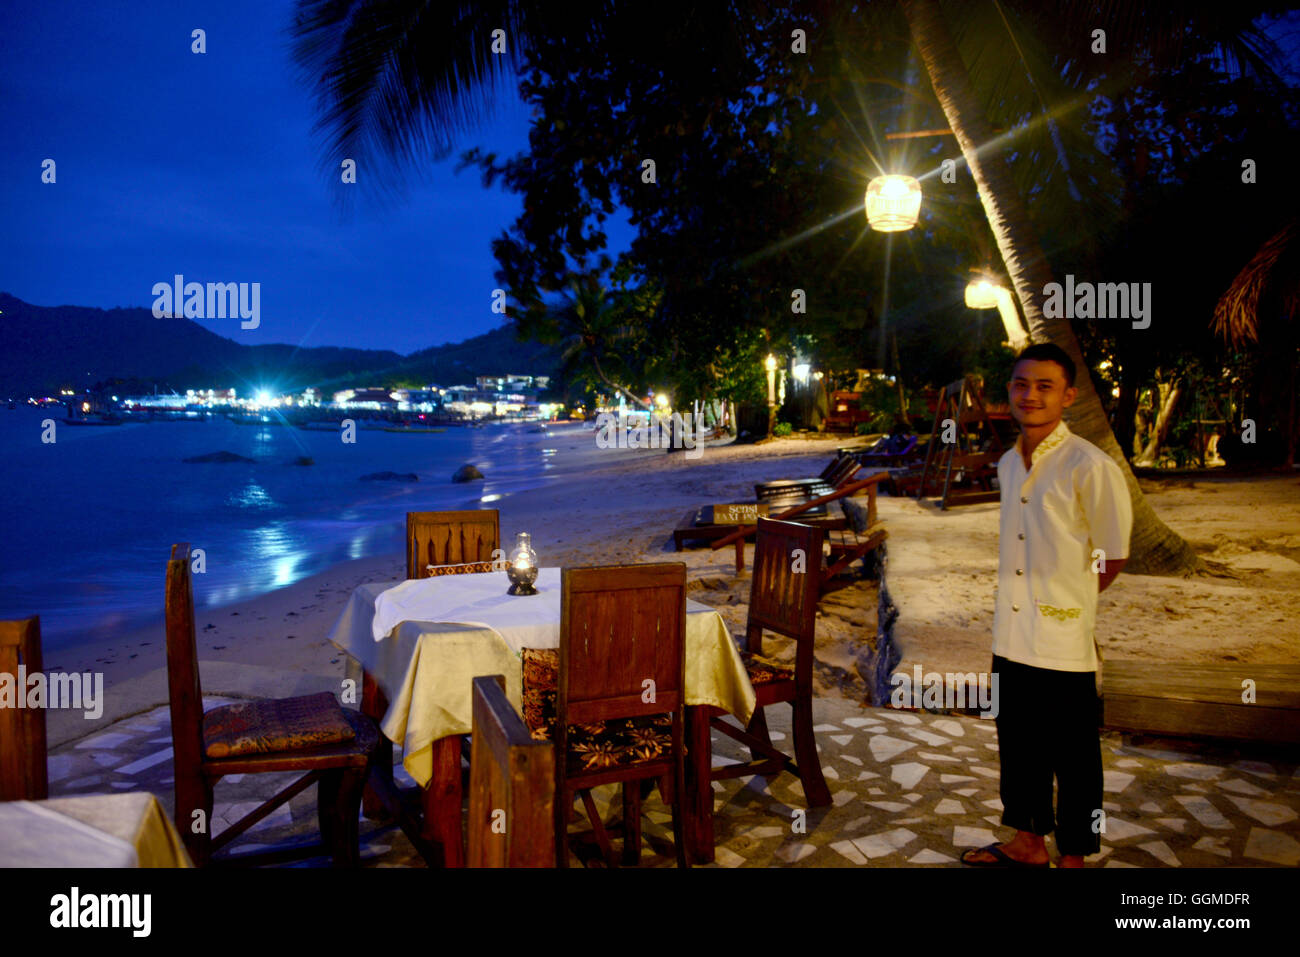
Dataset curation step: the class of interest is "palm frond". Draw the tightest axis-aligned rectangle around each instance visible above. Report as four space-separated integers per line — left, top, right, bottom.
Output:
1213 216 1300 347
289 0 558 192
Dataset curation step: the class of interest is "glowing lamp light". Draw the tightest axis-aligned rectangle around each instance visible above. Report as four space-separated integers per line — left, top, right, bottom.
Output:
865 175 922 232
654 393 670 409
792 362 811 384
964 279 1001 310
506 532 539 596
764 355 778 373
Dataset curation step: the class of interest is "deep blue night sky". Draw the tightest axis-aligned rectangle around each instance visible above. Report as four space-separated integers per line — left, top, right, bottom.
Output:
0 0 562 355
5 3 1296 359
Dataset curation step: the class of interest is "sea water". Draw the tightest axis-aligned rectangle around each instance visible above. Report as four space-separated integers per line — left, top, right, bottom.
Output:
0 409 579 650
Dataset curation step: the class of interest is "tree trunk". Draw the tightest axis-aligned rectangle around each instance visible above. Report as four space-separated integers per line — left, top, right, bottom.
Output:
901 0 1200 575
589 354 650 411
1116 377 1139 457
1135 378 1182 467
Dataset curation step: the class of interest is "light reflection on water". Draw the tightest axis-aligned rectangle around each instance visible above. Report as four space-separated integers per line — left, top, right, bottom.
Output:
0 414 588 650
228 482 275 510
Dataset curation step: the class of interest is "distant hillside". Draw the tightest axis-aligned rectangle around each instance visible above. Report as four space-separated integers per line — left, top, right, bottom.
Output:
0 293 559 396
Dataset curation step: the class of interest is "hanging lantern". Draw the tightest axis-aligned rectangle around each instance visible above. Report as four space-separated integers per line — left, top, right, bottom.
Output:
964 278 1001 310
864 175 922 232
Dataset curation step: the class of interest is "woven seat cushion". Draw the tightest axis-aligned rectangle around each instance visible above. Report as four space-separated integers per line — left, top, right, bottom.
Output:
424 561 496 576
730 636 794 685
739 650 794 685
521 648 674 771
203 691 356 759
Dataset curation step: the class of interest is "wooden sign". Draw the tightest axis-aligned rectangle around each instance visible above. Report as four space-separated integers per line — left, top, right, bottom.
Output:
709 503 768 525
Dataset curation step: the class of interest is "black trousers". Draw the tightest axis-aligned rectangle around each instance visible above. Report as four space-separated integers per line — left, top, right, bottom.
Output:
992 654 1102 857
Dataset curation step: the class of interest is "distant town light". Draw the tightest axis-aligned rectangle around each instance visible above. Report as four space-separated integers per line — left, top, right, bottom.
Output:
865 175 922 232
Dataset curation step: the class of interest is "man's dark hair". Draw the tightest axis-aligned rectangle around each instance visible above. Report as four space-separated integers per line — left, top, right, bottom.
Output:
1013 342 1076 387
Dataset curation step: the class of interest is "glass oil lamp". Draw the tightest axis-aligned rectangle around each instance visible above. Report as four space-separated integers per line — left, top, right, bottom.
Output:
506 532 539 596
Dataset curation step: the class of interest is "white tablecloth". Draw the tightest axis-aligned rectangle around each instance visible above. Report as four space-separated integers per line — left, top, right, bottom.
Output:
0 793 193 868
329 568 756 786
370 567 567 646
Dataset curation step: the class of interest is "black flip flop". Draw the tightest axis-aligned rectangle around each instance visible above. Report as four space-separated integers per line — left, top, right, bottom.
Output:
960 843 1050 869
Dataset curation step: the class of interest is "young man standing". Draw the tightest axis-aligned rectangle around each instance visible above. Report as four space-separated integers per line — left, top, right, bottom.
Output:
961 343 1132 869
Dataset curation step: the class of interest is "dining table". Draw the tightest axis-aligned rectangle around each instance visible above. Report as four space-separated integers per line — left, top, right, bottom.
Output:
0 792 193 868
327 566 755 865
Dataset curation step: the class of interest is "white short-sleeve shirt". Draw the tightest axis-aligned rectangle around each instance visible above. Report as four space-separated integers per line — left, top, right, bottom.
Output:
992 420 1132 672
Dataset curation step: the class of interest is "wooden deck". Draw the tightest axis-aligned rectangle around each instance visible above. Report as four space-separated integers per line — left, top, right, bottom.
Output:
1102 662 1300 745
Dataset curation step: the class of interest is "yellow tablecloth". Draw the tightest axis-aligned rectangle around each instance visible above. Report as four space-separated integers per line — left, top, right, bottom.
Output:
0 792 193 868
328 569 755 786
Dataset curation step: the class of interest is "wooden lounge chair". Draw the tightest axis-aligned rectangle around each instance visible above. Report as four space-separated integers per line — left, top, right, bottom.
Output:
0 618 47 801
754 453 861 514
467 675 555 868
673 505 849 551
713 472 890 575
822 496 889 596
710 518 830 807
165 544 380 867
407 510 500 579
856 433 920 467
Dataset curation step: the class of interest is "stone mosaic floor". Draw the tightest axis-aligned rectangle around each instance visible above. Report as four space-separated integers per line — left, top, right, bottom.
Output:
40 689 1300 868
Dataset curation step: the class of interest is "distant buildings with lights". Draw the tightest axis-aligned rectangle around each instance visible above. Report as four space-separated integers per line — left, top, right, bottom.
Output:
66 373 557 421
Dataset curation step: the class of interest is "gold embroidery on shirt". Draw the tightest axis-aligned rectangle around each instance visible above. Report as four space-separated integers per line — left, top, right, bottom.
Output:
1038 602 1081 621
1017 420 1071 466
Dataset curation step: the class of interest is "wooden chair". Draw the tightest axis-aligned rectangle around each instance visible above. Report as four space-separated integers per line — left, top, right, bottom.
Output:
406 510 500 579
547 563 689 867
467 675 555 868
165 544 380 867
711 519 831 807
0 617 48 801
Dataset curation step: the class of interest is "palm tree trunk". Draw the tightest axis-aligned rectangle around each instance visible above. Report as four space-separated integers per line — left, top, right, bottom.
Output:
589 354 651 411
901 0 1200 575
1135 378 1182 467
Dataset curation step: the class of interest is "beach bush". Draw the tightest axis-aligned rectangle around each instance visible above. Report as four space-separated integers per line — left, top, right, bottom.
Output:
773 421 793 437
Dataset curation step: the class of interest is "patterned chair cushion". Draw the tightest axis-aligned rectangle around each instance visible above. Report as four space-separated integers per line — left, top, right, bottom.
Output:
203 691 356 759
521 648 674 771
731 636 794 685
424 561 497 577
739 651 795 685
